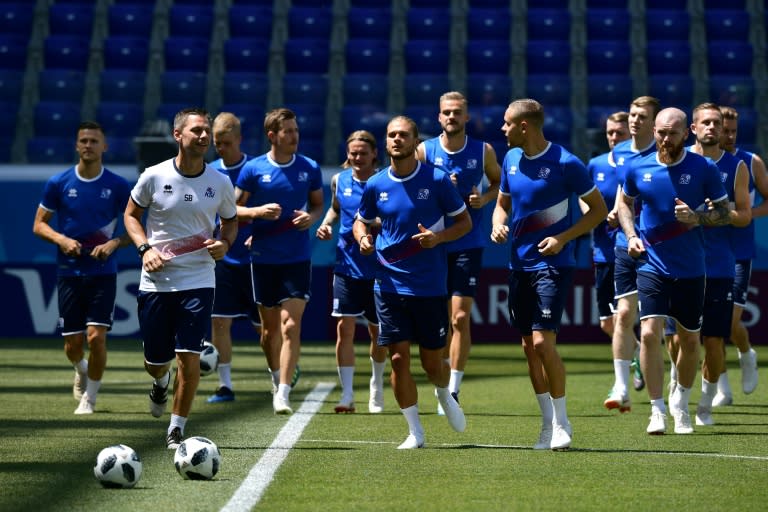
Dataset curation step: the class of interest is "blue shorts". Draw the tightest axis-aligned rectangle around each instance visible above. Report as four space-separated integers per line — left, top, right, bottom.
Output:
594 262 616 319
57 275 116 335
332 273 378 324
251 261 311 308
447 248 483 298
613 246 646 298
507 267 573 336
733 259 752 307
637 272 704 332
702 277 734 338
375 290 447 349
212 260 259 324
137 289 213 365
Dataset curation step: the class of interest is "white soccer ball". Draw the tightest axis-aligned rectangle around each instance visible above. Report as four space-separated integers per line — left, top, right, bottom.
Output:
200 341 219 376
174 436 221 480
93 444 142 488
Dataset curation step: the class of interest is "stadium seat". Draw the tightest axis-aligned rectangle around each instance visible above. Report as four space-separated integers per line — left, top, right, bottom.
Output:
404 105 441 138
648 74 694 108
48 3 94 36
156 103 189 125
232 0 276 4
341 105 389 138
586 41 631 75
404 40 450 74
586 9 630 41
709 75 755 107
0 3 34 38
466 41 511 75
169 5 213 37
526 74 571 106
587 0 628 6
586 105 623 128
228 5 273 38
543 106 573 148
0 70 24 103
407 8 451 40
704 10 750 41
38 69 85 102
347 7 392 40
343 73 388 107
103 136 137 164
297 137 324 163
217 103 265 134
646 41 690 75
27 136 76 164
466 73 512 107
96 101 144 137
467 8 511 41
43 35 91 71
466 105 506 147
34 101 81 137
286 103 326 138
284 38 330 73
404 74 448 106
409 0 452 6
288 7 332 39
283 73 329 105
645 0 687 7
107 4 153 36
99 70 146 103
345 38 390 74
526 40 571 74
240 135 265 158
164 37 210 72
221 72 268 105
160 71 207 105
527 9 571 40
0 35 29 70
223 38 270 73
587 74 633 107
708 42 753 74
732 107 757 144
645 9 690 41
102 36 150 70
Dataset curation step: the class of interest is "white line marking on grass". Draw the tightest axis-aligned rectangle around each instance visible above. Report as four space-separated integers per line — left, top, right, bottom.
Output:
220 382 335 512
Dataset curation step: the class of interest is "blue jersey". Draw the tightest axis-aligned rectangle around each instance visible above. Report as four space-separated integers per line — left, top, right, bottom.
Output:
499 142 597 271
587 151 620 263
421 136 488 252
699 150 741 278
236 153 323 264
210 153 256 265
357 161 467 296
611 139 656 248
333 169 377 280
730 148 757 259
39 166 131 277
623 151 727 278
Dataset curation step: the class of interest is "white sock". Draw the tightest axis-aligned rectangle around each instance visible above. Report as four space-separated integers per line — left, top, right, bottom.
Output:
370 358 386 387
718 371 732 396
672 384 691 411
277 383 291 401
613 359 631 396
536 392 553 426
448 369 464 394
699 379 717 408
400 404 424 438
270 369 280 388
85 379 101 401
74 359 88 374
217 363 232 389
154 371 170 388
169 414 186 435
337 366 355 402
650 398 667 415
669 363 678 383
551 395 569 426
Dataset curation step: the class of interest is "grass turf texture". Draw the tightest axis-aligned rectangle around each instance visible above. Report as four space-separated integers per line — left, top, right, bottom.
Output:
1 338 766 512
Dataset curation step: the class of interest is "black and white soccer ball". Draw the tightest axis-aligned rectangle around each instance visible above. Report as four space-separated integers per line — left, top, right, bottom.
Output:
93 444 142 488
174 436 221 480
200 341 219 376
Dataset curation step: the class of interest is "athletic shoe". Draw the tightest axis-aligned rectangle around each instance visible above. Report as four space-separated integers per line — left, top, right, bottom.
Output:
206 386 235 403
712 391 733 407
550 422 572 451
739 348 758 395
73 371 87 401
397 433 425 449
646 411 667 435
166 427 182 450
533 424 553 450
334 400 355 413
603 390 631 413
273 394 293 415
291 365 301 387
631 357 645 391
436 389 465 432
368 377 384 414
695 405 714 426
74 393 94 415
149 378 168 418
673 409 694 434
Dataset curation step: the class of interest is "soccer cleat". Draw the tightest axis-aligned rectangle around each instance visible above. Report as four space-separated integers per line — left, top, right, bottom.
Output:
149 378 169 418
436 390 465 432
273 394 293 415
533 424 553 450
334 399 356 414
673 409 694 434
73 371 87 401
550 422 572 451
291 365 301 387
166 427 183 450
647 411 667 435
206 386 235 403
739 348 758 395
74 393 95 415
712 391 733 407
603 390 631 413
368 377 384 414
695 405 714 426
631 357 645 391
397 433 425 449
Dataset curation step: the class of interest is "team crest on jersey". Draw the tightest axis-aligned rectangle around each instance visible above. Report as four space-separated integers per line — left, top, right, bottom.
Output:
538 167 551 179
467 159 478 169
261 174 272 183
720 172 728 183
100 188 112 199
379 192 389 201
642 173 652 182
204 187 215 198
163 184 173 194
434 157 444 166
679 174 692 185
618 157 625 166
417 188 430 200
596 172 605 182
343 187 352 197
298 172 308 182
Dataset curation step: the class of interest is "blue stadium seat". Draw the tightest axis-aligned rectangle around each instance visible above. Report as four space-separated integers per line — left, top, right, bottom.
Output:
347 7 392 40
404 40 450 74
34 101 81 137
103 136 137 164
0 3 33 38
156 103 189 126
526 74 571 106
543 106 573 148
288 7 332 39
343 73 388 107
48 3 94 36
466 105 506 148
404 105 441 138
704 10 750 41
645 9 690 41
645 0 687 7
587 106 626 128
223 38 269 73
587 0 628 6
646 41 690 75
466 74 512 107
297 137 324 163
240 135 265 158
409 0 452 6
586 9 630 41
586 41 631 75
169 5 213 37
283 73 329 105
222 72 268 105
708 42 753 74
407 8 451 40
341 105 389 138
96 102 144 137
527 9 570 40
216 103 265 136
701 0 745 7
102 36 150 70
0 35 29 70
284 38 329 73
648 74 694 108
27 136 76 164
0 70 24 103
164 37 210 72
466 41 511 75
232 0 276 4
526 40 571 74
467 8 511 41
404 74 448 106
345 38 390 74
100 70 146 102
108 4 153 36
38 69 85 102
286 103 326 138
732 107 757 145
228 5 273 38
44 35 91 71
709 75 755 107
587 74 633 107
160 71 207 105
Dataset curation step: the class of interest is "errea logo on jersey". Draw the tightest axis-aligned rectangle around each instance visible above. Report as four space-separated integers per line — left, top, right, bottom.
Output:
417 188 430 200
596 172 605 182
642 173 652 182
538 167 551 178
261 174 272 183
434 157 444 166
679 174 692 185
509 166 517 175
379 192 389 201
343 187 352 197
68 188 77 198
618 157 625 166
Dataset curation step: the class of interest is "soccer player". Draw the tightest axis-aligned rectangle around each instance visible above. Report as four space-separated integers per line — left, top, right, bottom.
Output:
353 115 471 449
618 107 730 435
491 99 607 450
712 105 766 404
415 91 501 415
235 107 324 415
32 121 132 415
316 130 388 414
124 108 237 448
205 112 259 403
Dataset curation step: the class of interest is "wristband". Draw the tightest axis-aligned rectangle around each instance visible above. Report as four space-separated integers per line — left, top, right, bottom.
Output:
137 243 152 257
